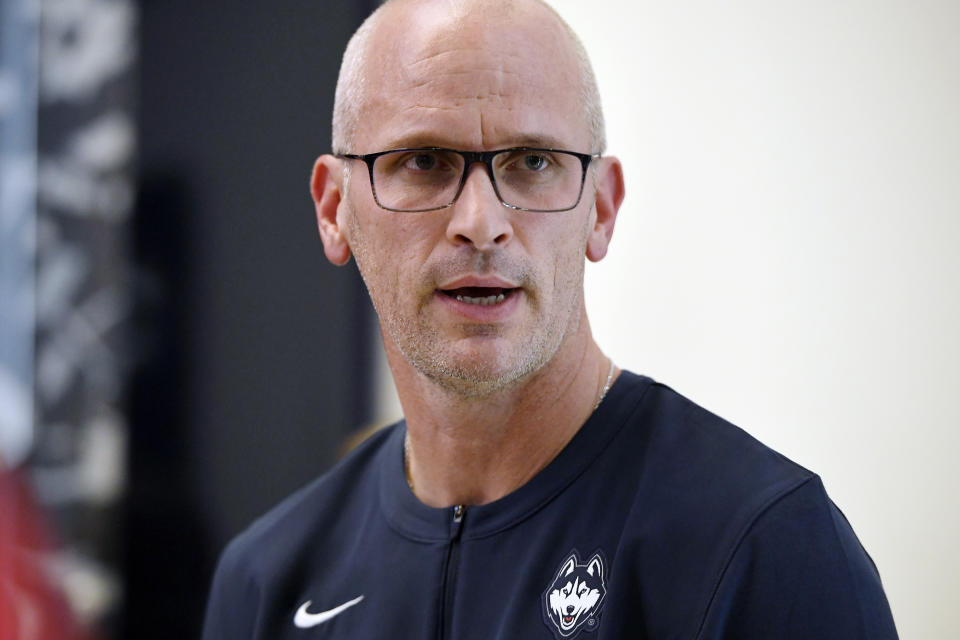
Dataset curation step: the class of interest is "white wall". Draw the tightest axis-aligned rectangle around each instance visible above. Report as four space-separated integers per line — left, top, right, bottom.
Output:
369 1 959 635
549 0 959 637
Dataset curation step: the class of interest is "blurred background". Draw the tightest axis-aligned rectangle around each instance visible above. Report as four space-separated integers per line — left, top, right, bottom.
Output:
0 0 957 638
1 0 378 637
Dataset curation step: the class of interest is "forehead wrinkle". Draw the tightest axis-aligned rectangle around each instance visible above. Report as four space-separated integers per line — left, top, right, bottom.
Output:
399 103 467 114
406 45 483 68
403 66 526 101
401 34 528 92
403 76 521 104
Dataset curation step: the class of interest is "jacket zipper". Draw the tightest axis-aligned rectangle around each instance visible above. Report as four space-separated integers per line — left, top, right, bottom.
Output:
439 504 465 640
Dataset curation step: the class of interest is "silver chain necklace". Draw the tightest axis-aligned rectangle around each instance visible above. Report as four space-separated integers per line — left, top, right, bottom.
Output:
405 358 617 493
593 358 616 411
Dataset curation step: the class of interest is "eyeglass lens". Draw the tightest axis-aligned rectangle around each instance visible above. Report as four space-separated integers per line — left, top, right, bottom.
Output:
371 149 585 212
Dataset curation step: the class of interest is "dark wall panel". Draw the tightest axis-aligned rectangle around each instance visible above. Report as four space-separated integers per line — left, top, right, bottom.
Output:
129 2 379 637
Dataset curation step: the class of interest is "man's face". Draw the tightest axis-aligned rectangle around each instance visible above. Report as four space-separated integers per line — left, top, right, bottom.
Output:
339 5 601 394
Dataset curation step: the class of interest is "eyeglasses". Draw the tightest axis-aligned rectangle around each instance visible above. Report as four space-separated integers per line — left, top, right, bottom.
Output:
337 147 599 213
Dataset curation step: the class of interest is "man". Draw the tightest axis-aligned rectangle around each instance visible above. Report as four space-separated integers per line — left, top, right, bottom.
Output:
202 0 898 638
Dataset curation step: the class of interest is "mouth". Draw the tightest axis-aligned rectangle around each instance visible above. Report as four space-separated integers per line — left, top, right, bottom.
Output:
439 286 517 307
563 615 574 625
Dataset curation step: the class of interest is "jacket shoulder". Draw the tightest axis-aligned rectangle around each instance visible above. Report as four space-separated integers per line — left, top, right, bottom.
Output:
202 424 398 640
615 379 895 637
633 380 815 517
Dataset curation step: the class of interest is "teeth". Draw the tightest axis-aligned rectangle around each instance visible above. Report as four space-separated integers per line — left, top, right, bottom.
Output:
455 293 506 306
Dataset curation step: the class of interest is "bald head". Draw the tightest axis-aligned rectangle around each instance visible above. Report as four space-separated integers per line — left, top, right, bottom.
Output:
331 0 606 155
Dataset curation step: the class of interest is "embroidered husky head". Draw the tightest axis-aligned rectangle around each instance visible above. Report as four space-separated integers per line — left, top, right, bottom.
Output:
542 550 607 638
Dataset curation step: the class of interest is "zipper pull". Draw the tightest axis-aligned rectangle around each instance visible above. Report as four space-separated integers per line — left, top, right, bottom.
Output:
450 504 465 540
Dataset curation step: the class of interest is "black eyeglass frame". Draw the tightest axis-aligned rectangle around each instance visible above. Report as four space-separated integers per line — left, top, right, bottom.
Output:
336 147 600 213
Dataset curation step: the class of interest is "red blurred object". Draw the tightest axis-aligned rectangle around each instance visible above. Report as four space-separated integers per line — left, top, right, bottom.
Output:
0 468 95 640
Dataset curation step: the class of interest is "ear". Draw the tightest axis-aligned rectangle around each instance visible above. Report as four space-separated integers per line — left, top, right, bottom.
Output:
586 156 625 263
586 554 604 580
311 154 352 266
560 555 577 577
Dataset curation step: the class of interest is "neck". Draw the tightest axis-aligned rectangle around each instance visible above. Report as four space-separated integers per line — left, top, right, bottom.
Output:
386 311 617 508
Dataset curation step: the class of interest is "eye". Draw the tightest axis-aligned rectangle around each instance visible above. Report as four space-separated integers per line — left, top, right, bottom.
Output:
406 152 439 171
382 150 461 179
496 149 556 176
523 153 548 171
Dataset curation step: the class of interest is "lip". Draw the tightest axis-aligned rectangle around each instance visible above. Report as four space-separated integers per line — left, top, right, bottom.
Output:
434 286 523 322
437 275 520 290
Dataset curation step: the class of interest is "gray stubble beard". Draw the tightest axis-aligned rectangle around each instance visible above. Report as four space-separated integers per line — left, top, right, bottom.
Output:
345 199 590 400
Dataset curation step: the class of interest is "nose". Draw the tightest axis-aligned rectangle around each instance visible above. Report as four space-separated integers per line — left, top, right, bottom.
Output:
566 605 575 614
445 164 513 250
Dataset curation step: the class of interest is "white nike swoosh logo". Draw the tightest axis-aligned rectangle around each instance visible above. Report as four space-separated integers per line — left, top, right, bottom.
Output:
293 595 364 628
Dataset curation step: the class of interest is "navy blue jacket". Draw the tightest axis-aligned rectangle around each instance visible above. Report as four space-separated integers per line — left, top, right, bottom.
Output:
202 372 898 639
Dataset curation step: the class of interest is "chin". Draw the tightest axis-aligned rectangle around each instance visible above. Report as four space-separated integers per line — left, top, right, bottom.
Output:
387 311 569 397
414 344 553 397
425 367 526 397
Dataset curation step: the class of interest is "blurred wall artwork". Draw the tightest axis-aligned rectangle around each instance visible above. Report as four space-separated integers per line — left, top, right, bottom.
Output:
1 0 136 637
4 0 380 637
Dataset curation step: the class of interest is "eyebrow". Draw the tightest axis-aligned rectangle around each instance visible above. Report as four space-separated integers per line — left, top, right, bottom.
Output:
380 132 577 152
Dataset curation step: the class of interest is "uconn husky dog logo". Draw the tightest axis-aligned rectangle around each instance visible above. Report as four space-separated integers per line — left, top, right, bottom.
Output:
542 550 607 638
